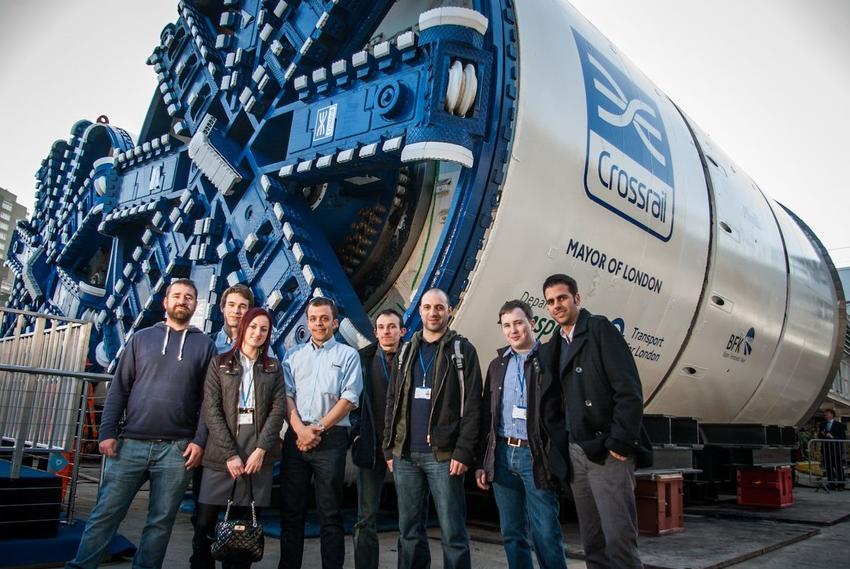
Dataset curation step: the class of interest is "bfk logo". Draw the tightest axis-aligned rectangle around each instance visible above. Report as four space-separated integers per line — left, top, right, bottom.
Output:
313 103 338 142
573 30 675 241
725 327 755 361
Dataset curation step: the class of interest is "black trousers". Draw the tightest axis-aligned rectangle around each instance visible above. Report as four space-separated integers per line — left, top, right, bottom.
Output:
192 501 257 569
278 427 348 569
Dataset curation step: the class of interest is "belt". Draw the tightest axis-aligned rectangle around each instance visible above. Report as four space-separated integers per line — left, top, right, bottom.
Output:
502 436 528 448
238 408 254 414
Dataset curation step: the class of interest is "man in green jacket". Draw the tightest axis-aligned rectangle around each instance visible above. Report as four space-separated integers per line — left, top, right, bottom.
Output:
383 288 482 569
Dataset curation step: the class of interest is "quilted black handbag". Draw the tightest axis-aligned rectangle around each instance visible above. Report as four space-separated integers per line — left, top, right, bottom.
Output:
211 476 264 563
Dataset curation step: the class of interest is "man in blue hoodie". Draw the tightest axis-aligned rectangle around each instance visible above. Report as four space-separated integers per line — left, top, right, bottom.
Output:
67 278 217 569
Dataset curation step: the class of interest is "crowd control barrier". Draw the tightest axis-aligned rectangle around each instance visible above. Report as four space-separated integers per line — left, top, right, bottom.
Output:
0 308 111 527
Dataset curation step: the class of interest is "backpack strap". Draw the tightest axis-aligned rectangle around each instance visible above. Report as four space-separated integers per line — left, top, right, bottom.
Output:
397 341 411 373
452 339 466 419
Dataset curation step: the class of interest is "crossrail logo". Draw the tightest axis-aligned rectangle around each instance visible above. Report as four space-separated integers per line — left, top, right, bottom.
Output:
573 29 675 241
313 103 338 142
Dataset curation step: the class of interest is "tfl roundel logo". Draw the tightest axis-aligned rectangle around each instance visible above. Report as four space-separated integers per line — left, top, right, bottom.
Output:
612 317 626 335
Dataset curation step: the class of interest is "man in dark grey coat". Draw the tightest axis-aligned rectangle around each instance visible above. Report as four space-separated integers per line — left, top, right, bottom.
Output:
540 274 650 569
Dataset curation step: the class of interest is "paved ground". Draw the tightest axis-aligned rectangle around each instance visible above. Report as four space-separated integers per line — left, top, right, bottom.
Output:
64 478 850 569
70 479 585 569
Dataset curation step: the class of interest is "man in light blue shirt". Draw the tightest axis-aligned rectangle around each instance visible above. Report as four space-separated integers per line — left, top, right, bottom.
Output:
500 348 531 441
279 297 362 569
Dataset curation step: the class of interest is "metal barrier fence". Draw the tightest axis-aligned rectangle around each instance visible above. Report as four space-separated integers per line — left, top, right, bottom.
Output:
0 307 111 526
806 438 849 492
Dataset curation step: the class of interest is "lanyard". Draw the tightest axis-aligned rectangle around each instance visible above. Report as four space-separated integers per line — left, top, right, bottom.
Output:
513 354 527 407
379 349 392 383
240 366 254 408
418 348 436 387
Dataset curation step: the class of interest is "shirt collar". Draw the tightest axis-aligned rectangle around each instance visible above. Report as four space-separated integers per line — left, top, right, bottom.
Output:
239 350 256 366
311 337 337 350
560 327 575 343
503 342 538 359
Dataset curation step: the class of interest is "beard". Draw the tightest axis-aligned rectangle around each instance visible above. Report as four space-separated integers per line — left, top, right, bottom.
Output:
423 319 448 333
166 305 193 324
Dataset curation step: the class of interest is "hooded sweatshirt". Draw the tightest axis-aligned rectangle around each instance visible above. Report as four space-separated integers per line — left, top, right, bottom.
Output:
99 322 217 445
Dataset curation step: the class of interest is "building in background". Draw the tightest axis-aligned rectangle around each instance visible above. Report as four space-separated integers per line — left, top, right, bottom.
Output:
826 266 850 415
0 188 29 306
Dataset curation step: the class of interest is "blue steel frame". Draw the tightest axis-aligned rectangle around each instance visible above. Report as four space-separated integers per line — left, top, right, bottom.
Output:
2 0 518 368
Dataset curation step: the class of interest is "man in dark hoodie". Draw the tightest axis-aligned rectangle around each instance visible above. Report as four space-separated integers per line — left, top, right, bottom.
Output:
383 288 482 569
67 278 217 569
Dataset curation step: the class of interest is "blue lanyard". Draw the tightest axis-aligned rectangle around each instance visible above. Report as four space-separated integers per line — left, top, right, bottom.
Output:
240 364 254 408
418 348 436 387
379 349 391 383
513 354 526 407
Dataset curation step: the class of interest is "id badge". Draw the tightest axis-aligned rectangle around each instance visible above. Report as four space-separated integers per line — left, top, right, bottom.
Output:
238 412 254 425
414 387 432 400
512 405 527 420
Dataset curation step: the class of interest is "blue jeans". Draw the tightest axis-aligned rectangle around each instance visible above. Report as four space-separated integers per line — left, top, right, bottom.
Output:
393 452 470 569
352 462 388 569
66 438 193 569
492 441 567 569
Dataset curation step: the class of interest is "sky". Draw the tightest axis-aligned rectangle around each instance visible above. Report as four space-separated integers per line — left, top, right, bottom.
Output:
1 0 849 266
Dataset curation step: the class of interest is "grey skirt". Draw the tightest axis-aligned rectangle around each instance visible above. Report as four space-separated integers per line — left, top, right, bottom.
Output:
199 423 274 507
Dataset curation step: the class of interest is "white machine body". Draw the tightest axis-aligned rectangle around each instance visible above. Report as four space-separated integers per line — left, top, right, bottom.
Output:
441 0 844 426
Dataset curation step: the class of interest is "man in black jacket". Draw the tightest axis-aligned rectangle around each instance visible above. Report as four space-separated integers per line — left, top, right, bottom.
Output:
350 309 406 569
475 300 568 569
383 288 482 569
541 274 648 569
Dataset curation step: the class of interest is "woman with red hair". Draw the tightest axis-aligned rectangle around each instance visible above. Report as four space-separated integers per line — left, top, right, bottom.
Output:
194 307 286 568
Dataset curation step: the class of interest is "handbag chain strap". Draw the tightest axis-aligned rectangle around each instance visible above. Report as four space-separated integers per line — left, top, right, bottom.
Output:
224 475 258 525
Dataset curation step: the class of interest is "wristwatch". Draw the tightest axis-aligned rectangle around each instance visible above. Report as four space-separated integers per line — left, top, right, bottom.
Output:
316 421 326 432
